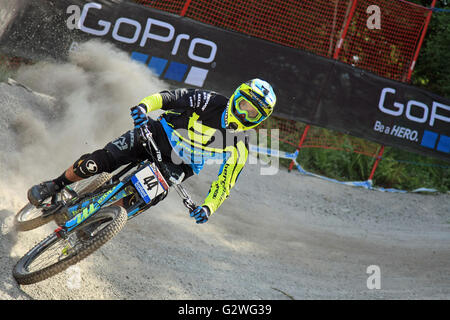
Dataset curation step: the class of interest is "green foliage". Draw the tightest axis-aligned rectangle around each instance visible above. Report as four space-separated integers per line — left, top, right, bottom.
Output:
410 0 450 98
294 143 450 192
297 147 372 182
262 114 450 192
374 147 450 192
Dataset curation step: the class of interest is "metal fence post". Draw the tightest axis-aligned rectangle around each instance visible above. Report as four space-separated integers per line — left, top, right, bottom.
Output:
180 0 193 16
406 0 437 82
288 125 311 172
368 145 385 182
333 0 359 60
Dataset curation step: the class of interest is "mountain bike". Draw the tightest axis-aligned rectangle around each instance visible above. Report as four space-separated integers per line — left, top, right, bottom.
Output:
13 126 197 285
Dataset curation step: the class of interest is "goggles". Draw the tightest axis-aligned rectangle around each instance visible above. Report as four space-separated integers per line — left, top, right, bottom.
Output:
232 92 268 126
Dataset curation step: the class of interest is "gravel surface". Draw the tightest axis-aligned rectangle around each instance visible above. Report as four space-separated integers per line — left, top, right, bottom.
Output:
1 161 449 300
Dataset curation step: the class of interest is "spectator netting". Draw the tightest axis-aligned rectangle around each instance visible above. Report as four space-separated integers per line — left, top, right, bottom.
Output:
133 0 435 181
337 0 430 81
183 0 353 59
132 0 186 15
258 116 381 158
134 0 429 79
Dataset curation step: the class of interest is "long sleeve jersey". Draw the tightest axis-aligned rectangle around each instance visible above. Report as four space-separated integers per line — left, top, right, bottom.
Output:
138 89 249 215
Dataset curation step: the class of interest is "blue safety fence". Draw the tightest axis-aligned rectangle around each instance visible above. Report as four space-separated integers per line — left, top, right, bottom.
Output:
432 8 450 13
249 144 440 193
248 144 298 161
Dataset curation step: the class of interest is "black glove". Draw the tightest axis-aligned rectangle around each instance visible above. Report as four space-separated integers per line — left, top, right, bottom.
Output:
130 104 148 129
190 206 210 224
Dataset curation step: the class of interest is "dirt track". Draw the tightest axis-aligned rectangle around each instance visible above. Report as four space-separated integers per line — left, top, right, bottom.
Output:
0 41 449 300
1 160 449 299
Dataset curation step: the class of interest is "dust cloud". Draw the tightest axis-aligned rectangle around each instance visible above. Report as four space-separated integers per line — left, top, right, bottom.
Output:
0 40 167 212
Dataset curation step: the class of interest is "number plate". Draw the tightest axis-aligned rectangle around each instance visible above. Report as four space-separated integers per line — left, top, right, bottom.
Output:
131 164 169 204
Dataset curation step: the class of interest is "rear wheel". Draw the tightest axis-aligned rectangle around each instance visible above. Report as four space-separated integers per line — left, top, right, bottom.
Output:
13 205 127 285
71 172 113 196
15 173 113 231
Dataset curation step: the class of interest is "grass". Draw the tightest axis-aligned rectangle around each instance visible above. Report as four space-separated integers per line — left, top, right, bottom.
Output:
296 145 450 192
260 117 450 192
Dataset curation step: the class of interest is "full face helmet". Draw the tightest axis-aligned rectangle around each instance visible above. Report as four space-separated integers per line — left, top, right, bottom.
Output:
223 79 276 131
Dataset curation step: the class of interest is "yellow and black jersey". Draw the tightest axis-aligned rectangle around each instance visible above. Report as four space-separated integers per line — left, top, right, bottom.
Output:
138 89 249 214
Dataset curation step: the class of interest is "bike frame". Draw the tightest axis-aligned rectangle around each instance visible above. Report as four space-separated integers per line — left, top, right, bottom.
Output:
57 126 197 235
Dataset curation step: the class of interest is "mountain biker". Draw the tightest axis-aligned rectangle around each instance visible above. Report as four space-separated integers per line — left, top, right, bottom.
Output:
27 79 277 224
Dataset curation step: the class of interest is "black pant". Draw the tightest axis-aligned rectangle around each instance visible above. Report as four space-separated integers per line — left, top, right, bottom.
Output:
104 118 194 180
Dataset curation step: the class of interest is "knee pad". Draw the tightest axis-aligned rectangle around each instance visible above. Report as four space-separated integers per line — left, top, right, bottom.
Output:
72 149 115 178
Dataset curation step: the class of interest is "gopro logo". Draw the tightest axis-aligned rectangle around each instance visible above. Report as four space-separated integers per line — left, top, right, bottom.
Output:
68 2 217 87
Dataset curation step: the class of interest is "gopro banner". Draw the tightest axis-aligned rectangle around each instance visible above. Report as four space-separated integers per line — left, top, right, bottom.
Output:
317 62 450 160
0 0 448 160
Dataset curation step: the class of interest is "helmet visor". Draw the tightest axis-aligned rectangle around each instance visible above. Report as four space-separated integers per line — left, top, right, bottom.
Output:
234 97 264 125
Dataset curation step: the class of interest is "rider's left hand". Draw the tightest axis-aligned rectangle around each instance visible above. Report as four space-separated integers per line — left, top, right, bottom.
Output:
190 206 210 224
130 104 148 129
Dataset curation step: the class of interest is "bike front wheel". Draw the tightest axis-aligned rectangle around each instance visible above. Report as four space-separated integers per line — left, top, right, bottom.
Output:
13 205 127 285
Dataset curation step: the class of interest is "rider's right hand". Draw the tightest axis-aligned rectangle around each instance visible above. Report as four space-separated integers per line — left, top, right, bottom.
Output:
130 104 148 129
190 206 210 224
